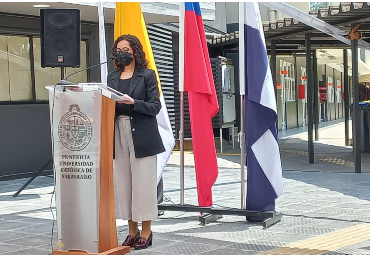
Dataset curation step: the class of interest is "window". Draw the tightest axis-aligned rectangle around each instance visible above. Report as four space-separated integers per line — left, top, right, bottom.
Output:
33 38 88 101
280 60 296 102
360 49 366 63
33 37 61 101
328 76 335 103
336 79 342 103
66 41 88 85
0 35 32 101
0 36 87 102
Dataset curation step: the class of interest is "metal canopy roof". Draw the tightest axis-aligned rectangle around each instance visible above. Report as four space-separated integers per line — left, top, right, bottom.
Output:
208 2 370 55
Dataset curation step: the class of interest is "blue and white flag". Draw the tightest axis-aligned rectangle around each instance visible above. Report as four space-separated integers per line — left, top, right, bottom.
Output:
239 2 283 213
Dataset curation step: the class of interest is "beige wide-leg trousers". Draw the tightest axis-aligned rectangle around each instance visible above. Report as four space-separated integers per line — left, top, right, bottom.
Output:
113 116 158 222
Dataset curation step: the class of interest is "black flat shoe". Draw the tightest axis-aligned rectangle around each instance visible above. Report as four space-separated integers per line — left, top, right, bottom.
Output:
122 231 140 247
134 231 153 250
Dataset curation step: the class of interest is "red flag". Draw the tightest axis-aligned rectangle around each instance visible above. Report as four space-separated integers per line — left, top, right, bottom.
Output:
184 2 219 207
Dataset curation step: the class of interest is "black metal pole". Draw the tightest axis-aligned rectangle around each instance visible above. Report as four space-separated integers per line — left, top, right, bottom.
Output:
313 50 319 141
351 37 361 173
61 67 65 80
344 49 350 146
306 33 315 164
13 159 53 197
29 36 36 101
271 40 277 104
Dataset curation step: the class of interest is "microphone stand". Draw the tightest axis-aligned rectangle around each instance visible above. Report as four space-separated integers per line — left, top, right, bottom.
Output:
57 57 115 85
13 58 115 197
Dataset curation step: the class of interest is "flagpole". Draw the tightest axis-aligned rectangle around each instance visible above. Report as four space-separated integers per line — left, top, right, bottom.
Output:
179 2 185 205
239 2 246 210
156 1 281 229
97 2 108 84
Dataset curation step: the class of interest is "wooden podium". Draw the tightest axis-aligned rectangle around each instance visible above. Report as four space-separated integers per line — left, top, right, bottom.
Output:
46 84 130 255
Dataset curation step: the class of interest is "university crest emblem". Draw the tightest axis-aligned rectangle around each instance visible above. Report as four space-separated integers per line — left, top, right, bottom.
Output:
58 104 92 151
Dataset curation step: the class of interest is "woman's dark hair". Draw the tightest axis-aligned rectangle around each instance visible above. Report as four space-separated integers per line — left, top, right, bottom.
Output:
112 34 149 69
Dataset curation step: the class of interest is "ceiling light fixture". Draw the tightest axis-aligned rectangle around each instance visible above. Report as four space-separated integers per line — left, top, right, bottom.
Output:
33 4 50 8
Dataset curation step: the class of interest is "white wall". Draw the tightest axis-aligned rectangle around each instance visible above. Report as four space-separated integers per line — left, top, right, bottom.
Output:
365 50 370 66
360 74 370 82
225 2 239 24
280 2 310 19
205 2 227 33
257 2 311 22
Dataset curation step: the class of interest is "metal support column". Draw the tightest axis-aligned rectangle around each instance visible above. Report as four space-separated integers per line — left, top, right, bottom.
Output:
179 2 185 203
239 96 245 210
179 92 185 204
271 41 279 130
343 49 350 146
306 33 315 164
313 50 319 141
61 67 65 80
351 37 361 173
271 40 277 104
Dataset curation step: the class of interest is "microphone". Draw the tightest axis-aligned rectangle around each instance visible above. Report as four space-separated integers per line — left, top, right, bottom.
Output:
57 57 115 85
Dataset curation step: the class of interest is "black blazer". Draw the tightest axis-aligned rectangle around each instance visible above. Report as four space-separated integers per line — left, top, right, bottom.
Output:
107 67 165 158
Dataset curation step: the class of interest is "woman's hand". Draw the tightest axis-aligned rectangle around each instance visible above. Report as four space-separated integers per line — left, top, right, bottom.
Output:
118 94 135 105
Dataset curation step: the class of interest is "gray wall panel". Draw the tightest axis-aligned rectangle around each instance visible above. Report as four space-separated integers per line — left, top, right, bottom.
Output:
286 102 298 129
147 24 175 134
0 105 52 180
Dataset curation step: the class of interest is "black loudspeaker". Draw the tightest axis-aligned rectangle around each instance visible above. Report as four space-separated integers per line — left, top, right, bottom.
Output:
40 9 81 68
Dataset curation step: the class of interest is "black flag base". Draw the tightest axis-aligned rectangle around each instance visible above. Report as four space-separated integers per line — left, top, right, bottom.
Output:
246 201 277 223
261 212 282 228
157 204 282 229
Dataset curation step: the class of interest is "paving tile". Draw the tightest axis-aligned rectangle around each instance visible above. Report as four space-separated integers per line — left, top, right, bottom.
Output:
200 247 260 255
151 242 220 255
0 230 33 242
323 247 369 255
0 221 40 231
0 248 51 255
283 226 338 236
178 236 235 247
16 217 53 225
10 223 56 235
152 233 195 242
0 243 30 253
0 214 31 221
228 240 288 252
130 250 174 255
2 234 51 247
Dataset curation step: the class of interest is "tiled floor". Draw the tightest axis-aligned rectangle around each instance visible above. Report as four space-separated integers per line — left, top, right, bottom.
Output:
1 119 370 254
1 169 370 254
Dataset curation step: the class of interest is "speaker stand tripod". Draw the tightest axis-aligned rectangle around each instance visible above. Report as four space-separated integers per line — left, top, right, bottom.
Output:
13 159 53 197
13 67 67 198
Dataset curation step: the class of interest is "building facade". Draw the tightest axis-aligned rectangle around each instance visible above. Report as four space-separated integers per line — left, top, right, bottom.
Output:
0 2 216 180
219 2 370 131
2 2 369 180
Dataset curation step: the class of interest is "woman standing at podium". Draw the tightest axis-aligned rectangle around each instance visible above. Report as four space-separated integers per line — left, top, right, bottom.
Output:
107 34 165 250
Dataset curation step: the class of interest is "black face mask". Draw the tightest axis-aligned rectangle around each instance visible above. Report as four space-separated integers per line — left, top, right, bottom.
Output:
116 51 133 67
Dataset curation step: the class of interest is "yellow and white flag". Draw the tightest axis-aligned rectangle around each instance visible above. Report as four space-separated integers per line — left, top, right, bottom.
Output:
114 2 175 184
